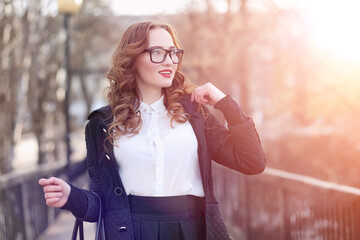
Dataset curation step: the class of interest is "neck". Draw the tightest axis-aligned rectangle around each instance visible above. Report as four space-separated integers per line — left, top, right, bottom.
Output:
138 89 163 105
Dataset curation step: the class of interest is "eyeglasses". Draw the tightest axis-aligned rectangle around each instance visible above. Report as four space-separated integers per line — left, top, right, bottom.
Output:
143 47 184 64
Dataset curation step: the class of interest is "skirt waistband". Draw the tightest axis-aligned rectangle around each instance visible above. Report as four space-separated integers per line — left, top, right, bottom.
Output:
128 195 205 221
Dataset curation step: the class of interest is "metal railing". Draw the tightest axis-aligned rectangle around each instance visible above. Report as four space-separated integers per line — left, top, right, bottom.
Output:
213 165 360 240
2 160 359 240
0 162 68 240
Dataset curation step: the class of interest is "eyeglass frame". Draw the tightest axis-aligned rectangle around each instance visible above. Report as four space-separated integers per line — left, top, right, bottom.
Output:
143 47 184 64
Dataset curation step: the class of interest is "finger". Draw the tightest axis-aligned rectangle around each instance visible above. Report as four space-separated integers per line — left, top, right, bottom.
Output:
195 91 202 104
194 95 200 104
48 177 62 185
200 100 208 105
45 192 63 199
198 92 207 105
43 185 62 193
39 177 62 186
46 198 60 205
39 178 50 186
191 92 194 102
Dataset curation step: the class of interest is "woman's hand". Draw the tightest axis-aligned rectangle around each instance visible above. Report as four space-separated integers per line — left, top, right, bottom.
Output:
191 82 226 106
39 177 71 208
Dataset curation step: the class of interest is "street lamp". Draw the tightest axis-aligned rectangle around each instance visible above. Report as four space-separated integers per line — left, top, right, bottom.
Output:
57 0 83 169
58 0 83 14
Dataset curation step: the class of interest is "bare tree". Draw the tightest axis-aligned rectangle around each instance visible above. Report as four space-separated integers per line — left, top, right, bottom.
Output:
0 1 24 173
0 0 119 173
0 0 65 171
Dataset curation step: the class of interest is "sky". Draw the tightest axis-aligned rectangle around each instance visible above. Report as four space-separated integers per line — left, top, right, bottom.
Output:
109 0 304 16
110 0 193 16
110 0 360 63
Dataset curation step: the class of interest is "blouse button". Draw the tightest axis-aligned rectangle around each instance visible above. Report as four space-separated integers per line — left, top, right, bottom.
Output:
114 187 123 196
105 154 110 160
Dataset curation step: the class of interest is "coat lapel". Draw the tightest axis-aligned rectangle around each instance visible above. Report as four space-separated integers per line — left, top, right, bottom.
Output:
180 95 209 188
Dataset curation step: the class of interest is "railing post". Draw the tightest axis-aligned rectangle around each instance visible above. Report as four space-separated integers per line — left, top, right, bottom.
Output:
281 189 291 240
244 176 252 240
355 201 360 239
21 182 32 239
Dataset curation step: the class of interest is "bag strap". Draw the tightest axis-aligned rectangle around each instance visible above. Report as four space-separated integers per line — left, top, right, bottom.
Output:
71 191 105 240
71 219 84 240
93 192 106 240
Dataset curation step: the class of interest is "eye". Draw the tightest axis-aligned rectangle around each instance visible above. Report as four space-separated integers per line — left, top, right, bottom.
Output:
172 49 183 57
151 49 162 55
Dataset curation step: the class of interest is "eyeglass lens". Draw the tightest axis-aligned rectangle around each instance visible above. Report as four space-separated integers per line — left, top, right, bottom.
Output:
150 49 183 63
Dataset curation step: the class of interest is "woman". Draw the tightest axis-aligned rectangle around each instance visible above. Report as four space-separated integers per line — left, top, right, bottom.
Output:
39 21 266 240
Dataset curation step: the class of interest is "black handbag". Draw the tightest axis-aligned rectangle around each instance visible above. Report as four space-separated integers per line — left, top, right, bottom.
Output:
71 192 105 240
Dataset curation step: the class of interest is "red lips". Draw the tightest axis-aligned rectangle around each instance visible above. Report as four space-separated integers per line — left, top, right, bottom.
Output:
159 69 172 78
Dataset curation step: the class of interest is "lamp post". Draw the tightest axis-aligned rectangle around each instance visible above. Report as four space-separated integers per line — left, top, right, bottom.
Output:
57 0 83 169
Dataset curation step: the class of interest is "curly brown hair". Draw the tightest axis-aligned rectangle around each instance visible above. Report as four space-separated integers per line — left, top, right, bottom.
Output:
105 21 196 146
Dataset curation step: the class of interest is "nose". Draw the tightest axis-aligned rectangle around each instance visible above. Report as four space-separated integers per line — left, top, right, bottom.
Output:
163 53 173 65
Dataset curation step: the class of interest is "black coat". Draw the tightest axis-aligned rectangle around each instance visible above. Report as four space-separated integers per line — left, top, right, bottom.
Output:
63 94 266 240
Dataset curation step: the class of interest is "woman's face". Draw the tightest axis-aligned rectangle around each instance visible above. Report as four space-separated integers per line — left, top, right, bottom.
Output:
135 28 178 101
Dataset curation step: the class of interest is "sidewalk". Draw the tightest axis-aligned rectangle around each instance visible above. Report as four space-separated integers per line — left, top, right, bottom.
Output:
38 211 96 240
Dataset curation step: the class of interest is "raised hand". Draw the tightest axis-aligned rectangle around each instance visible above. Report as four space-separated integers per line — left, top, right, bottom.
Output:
39 177 71 208
191 82 226 106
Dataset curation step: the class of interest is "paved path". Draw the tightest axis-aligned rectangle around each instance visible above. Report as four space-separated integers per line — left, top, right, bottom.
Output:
38 211 96 240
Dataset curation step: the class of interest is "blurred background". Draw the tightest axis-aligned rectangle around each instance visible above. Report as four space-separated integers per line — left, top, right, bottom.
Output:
1 0 360 239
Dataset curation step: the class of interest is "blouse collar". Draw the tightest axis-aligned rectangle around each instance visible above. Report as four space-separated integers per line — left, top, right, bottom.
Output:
139 95 166 114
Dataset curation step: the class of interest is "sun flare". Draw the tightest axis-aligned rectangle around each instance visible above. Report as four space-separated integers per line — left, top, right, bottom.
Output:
305 0 360 63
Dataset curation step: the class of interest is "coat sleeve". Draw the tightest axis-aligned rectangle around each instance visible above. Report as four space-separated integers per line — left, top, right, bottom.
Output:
61 117 103 222
205 95 266 174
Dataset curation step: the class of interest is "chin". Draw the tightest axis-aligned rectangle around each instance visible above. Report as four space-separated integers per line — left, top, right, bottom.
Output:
162 79 174 88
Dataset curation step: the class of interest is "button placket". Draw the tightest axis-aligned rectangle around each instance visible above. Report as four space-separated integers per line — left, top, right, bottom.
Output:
144 108 156 157
151 112 164 196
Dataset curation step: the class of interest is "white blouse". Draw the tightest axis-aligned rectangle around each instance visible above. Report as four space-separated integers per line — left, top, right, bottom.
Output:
113 96 205 197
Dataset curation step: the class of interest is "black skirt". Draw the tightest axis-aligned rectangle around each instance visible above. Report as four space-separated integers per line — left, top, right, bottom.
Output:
128 194 206 240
